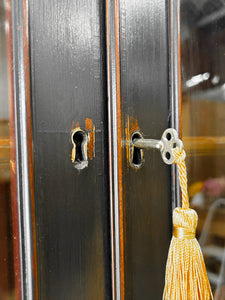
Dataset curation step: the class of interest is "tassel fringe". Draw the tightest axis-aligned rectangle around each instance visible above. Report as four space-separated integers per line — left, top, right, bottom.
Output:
163 208 213 300
163 236 212 300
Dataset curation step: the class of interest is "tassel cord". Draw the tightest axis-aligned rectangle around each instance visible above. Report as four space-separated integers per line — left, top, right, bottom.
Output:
173 147 189 209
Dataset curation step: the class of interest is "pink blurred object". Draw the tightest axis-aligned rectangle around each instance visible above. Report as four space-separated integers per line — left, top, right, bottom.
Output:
202 178 225 197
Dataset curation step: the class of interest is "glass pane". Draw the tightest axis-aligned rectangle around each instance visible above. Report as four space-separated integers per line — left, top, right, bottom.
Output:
0 0 15 298
181 0 225 298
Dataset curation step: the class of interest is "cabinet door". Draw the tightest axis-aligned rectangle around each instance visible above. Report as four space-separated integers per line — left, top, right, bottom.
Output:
29 0 111 299
106 0 177 299
13 0 225 299
10 0 177 299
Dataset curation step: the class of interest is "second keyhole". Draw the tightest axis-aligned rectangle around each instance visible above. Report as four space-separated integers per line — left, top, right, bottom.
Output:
71 129 88 169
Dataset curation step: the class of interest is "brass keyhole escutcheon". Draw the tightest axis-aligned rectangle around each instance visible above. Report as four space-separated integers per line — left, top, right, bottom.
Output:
71 128 89 170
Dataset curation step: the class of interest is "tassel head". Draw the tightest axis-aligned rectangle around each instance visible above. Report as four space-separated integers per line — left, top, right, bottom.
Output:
173 207 198 237
163 207 213 300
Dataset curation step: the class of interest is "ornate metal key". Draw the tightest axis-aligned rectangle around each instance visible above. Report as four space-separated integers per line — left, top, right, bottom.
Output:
131 128 183 165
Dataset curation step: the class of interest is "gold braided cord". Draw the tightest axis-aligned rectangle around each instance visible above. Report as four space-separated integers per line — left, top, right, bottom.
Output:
163 147 213 300
173 147 189 209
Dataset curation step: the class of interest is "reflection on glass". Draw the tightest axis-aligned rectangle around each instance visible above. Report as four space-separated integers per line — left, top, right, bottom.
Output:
181 0 225 298
0 0 15 299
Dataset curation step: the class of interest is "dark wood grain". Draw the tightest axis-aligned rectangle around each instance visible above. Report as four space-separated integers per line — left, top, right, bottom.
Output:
29 0 111 299
29 0 174 298
118 0 171 299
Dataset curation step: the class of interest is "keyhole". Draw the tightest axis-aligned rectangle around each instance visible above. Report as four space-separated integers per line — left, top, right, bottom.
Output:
71 129 88 170
130 132 143 168
73 131 84 162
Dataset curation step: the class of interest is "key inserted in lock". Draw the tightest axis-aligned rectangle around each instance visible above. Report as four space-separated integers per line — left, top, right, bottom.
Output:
71 128 89 169
131 128 183 166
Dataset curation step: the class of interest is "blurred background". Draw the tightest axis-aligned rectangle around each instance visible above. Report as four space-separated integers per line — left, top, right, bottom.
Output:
181 0 225 298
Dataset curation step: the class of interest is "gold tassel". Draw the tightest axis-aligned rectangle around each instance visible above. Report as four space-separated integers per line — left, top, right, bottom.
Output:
163 147 213 300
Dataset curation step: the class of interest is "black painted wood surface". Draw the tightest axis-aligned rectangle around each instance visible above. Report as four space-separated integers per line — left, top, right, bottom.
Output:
28 0 172 298
119 0 171 299
29 1 111 299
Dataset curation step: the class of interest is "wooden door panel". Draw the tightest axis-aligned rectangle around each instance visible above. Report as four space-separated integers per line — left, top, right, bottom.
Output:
28 0 173 298
29 1 111 299
118 0 171 298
